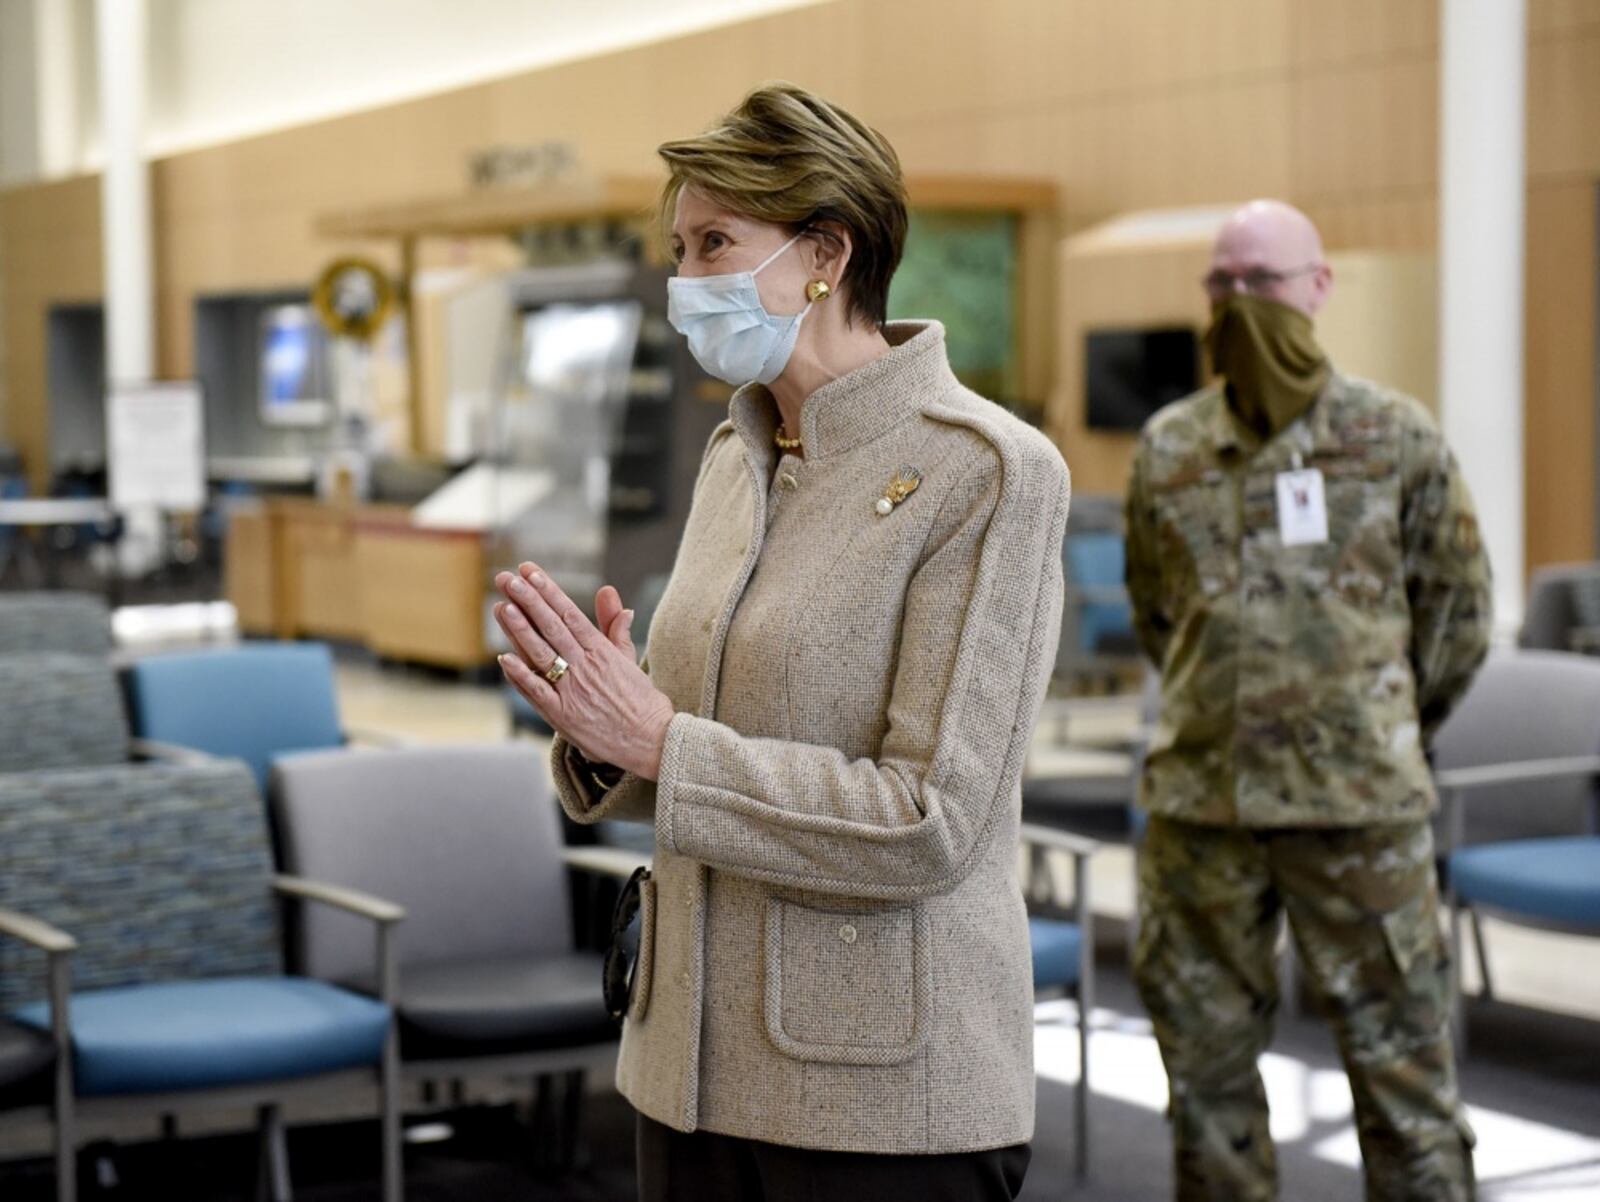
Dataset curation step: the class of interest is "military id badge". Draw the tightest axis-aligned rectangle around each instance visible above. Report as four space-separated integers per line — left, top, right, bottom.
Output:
1275 468 1329 546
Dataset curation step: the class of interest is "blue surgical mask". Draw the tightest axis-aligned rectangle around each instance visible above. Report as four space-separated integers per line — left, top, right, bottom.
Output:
667 233 813 386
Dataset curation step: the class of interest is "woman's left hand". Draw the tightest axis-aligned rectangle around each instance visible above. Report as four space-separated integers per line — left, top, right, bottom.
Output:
494 562 675 780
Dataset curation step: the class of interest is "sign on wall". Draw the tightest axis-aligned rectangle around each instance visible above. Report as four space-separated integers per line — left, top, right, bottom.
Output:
108 381 206 511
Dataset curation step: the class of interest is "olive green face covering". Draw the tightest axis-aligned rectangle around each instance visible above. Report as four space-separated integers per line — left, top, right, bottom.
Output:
1204 294 1331 439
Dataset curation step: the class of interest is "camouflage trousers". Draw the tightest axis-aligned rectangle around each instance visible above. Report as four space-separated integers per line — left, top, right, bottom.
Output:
1133 815 1476 1202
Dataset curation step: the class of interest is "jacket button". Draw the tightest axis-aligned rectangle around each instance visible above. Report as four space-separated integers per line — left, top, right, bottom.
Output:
780 473 798 489
838 924 857 944
680 972 691 987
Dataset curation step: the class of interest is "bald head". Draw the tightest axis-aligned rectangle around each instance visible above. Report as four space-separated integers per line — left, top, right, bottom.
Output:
1208 199 1333 317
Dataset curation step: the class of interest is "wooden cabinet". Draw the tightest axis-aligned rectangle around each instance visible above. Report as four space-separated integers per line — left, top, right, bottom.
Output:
354 514 487 668
225 497 488 668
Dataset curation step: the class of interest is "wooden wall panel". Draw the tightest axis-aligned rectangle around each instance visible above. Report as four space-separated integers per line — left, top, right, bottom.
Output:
1301 195 1437 252
1290 0 1436 67
0 175 102 488
1529 0 1600 37
1527 27 1600 181
1524 182 1597 574
1290 58 1438 199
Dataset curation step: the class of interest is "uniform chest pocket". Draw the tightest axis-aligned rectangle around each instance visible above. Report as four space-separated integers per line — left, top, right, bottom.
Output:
763 899 931 1066
1302 456 1403 607
1153 475 1239 601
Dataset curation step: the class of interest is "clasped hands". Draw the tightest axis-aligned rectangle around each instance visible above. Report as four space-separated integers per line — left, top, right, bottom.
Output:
494 562 675 781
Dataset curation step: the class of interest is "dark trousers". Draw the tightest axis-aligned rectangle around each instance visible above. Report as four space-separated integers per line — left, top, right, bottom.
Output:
636 1112 1031 1202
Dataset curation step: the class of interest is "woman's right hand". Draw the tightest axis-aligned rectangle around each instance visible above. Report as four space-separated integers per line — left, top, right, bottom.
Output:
495 569 672 778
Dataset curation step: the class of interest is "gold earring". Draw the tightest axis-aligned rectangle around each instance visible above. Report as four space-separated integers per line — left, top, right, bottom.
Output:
805 280 831 303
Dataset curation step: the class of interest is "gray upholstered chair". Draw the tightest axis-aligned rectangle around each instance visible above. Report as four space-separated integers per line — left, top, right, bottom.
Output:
0 592 112 656
0 651 217 782
1519 563 1600 655
1432 650 1600 846
1430 650 1600 1048
0 758 403 1202
1020 824 1098 1182
270 744 618 1152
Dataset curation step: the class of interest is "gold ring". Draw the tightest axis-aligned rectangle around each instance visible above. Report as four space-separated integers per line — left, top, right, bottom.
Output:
543 655 569 685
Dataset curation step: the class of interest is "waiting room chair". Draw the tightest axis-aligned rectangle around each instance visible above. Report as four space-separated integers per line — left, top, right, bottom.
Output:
1519 562 1600 656
0 592 112 656
0 756 403 1202
1024 669 1160 847
1430 650 1600 1050
1022 822 1098 1182
270 744 620 1163
123 641 401 794
1058 530 1138 694
0 909 74 1202
0 652 194 776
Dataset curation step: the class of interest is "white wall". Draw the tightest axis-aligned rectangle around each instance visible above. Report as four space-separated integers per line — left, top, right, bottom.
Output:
0 0 44 185
0 0 824 185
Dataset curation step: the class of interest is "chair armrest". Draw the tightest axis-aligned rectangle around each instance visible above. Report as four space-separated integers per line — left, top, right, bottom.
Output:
342 724 413 749
0 908 76 955
272 875 406 924
0 909 74 1059
563 845 652 881
1434 754 1600 794
1435 754 1600 856
128 737 217 766
274 876 404 1011
1019 823 1102 861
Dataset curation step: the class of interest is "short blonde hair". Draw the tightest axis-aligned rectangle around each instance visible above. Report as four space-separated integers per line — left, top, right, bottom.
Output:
657 83 908 328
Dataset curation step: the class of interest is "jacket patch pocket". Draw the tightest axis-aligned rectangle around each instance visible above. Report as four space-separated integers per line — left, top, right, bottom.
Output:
627 876 657 1023
763 899 930 1066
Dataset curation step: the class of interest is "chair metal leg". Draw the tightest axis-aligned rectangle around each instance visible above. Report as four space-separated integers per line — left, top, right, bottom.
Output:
381 1031 403 1202
376 915 403 1202
53 1064 75 1202
1467 906 1494 1000
1449 892 1467 1056
255 1104 290 1202
1074 983 1089 1183
1074 850 1094 1183
532 1073 556 1168
48 948 76 1202
559 1069 586 1171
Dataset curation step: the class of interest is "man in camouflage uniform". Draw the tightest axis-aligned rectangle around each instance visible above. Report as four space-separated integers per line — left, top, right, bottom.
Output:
1125 199 1492 1201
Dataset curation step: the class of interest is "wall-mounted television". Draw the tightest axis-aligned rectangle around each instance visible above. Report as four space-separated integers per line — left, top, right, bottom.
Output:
259 304 332 426
1085 325 1199 432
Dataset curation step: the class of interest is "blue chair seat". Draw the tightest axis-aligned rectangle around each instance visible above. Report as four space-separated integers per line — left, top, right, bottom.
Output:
1029 918 1084 991
126 644 345 793
12 976 389 1097
1449 837 1600 929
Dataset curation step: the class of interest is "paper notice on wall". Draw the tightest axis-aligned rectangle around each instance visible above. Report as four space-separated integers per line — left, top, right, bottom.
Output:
108 382 206 511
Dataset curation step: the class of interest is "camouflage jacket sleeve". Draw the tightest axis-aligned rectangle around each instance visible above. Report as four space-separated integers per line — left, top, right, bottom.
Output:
1124 440 1170 668
1401 422 1493 742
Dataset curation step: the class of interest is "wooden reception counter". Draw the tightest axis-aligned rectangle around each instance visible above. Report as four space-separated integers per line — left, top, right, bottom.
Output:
225 497 489 669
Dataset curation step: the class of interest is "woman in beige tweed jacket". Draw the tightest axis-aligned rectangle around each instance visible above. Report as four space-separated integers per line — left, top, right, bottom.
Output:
495 85 1070 1200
